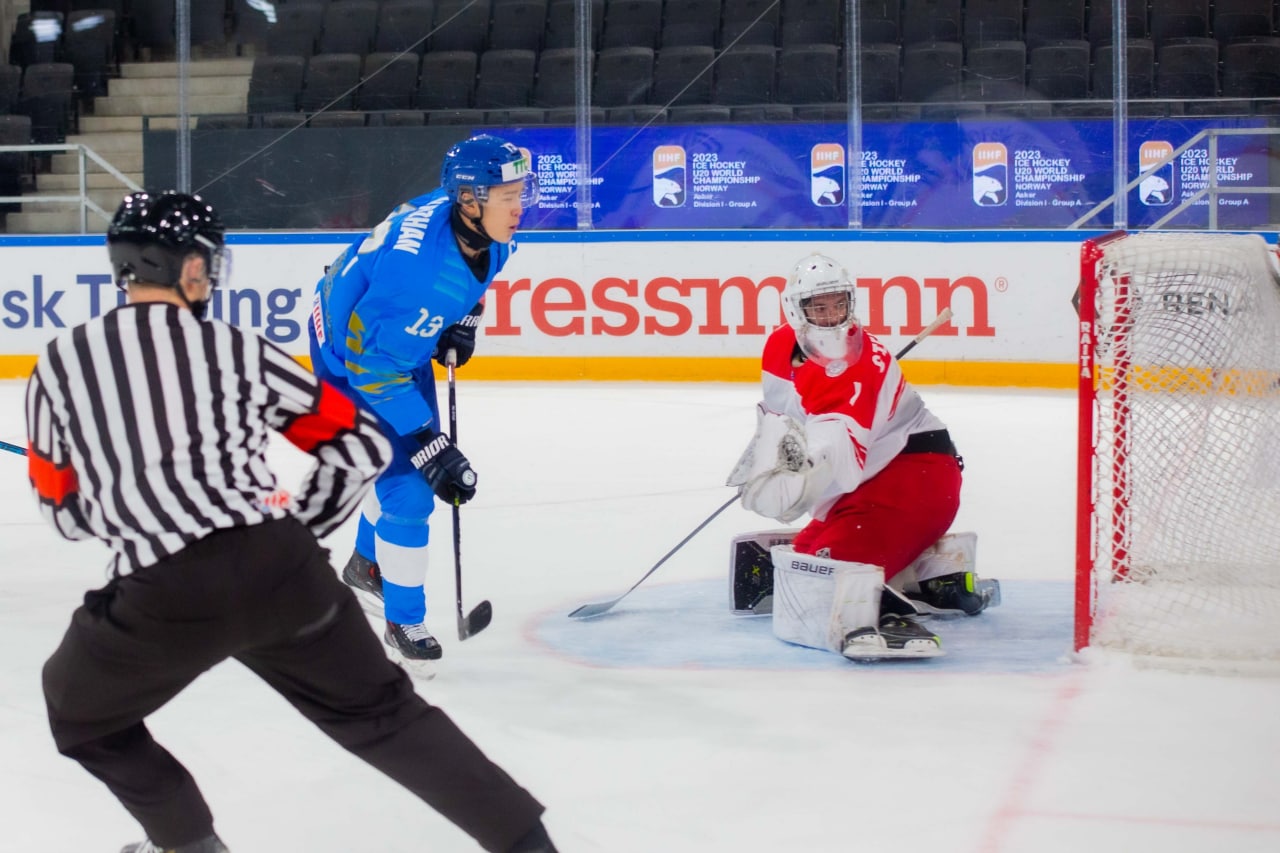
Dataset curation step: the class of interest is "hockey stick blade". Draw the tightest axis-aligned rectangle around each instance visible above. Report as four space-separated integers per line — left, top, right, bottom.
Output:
458 599 492 640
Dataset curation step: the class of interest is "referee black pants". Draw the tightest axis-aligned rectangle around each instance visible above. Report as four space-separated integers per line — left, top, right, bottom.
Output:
41 517 544 851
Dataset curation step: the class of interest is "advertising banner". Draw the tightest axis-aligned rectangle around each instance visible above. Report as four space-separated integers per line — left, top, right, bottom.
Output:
502 117 1273 230
0 233 1087 387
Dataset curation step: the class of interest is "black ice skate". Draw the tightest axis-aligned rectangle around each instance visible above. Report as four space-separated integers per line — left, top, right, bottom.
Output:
385 620 444 661
908 571 990 616
342 550 383 598
842 614 944 660
120 834 229 853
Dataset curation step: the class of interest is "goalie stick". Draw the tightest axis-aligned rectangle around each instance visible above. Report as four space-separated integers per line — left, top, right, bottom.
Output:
568 309 957 620
447 350 492 641
567 492 740 619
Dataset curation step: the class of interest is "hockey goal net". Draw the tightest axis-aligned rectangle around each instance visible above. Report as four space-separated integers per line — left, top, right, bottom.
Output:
1075 231 1280 670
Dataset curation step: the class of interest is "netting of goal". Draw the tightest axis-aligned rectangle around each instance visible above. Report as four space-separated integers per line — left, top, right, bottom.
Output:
1075 231 1280 672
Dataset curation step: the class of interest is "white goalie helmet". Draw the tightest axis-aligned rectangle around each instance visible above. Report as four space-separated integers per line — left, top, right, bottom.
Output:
782 253 861 375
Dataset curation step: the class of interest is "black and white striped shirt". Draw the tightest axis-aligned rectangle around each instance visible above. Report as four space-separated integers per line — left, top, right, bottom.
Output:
25 302 391 575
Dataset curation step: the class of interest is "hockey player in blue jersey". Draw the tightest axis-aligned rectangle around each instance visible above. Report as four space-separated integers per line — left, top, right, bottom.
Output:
308 134 537 666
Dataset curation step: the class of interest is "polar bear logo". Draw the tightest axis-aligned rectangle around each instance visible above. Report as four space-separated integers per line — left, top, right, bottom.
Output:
973 174 1004 205
1140 173 1171 205
653 176 684 207
811 175 842 205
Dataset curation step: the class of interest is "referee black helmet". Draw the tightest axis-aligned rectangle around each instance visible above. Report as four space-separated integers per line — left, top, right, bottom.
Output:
107 191 228 291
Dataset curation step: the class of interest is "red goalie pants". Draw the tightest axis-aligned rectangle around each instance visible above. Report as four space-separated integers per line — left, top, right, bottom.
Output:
792 451 963 581
41 517 544 852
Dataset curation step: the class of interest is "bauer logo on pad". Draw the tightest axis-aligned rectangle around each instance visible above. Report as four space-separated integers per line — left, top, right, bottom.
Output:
810 143 844 206
652 145 686 208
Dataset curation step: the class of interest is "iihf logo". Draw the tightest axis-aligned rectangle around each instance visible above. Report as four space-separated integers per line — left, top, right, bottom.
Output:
972 142 1007 206
1138 141 1174 206
810 143 844 206
652 145 686 207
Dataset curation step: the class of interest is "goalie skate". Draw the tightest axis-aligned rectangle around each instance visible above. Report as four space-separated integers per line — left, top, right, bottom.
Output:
842 614 944 661
906 573 1001 617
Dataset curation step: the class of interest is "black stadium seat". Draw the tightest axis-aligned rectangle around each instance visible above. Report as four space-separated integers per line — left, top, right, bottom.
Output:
432 0 492 53
1027 39 1090 100
374 1 436 55
357 53 420 111
266 3 324 57
592 45 653 106
1156 36 1219 97
1093 38 1156 98
859 42 901 103
720 0 779 47
1025 0 1085 47
416 50 478 109
901 40 961 102
660 0 720 47
319 1 379 56
963 0 1022 45
1221 36 1280 97
1150 0 1210 44
532 47 584 108
300 53 362 112
901 0 961 45
776 43 839 105
474 48 537 108
649 44 714 106
965 40 1026 100
713 43 776 106
15 61 75 144
247 55 305 113
489 0 547 51
600 0 662 50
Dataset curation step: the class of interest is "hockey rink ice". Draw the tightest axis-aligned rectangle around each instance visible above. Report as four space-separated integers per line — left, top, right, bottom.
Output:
2 379 1278 852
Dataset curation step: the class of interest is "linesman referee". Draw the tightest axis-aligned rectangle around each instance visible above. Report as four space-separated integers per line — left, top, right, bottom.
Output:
26 191 555 853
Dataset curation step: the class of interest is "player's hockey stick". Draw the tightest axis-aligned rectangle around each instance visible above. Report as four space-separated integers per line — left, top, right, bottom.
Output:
446 349 492 641
568 307 957 621
893 306 953 360
568 492 741 619
1 440 26 456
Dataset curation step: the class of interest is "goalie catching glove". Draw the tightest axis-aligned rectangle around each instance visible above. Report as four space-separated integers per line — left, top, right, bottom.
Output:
434 300 483 367
732 404 829 517
726 408 857 524
410 427 478 505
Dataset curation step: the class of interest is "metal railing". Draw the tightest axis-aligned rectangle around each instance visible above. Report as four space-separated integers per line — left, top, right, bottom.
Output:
1071 127 1280 231
0 143 142 233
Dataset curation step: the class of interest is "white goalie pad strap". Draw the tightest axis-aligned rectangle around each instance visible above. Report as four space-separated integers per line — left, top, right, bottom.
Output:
771 545 883 652
894 532 978 592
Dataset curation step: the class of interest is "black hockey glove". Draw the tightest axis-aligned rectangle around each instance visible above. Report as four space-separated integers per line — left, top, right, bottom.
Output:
410 428 478 505
435 301 484 367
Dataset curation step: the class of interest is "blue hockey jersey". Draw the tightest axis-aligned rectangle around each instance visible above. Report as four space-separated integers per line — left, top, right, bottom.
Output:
311 189 513 436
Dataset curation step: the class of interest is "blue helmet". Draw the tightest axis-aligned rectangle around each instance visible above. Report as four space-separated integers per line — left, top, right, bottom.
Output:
440 134 538 206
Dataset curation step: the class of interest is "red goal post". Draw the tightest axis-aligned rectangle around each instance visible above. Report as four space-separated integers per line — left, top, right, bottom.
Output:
1075 230 1280 670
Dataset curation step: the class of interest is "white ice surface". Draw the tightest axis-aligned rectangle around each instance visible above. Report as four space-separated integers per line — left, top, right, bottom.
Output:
1 380 1278 852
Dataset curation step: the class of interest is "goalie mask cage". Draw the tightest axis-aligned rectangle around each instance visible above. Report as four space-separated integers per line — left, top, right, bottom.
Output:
1075 231 1280 671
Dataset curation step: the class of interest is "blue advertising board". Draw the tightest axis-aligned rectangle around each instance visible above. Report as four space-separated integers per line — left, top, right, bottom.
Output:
502 117 1273 230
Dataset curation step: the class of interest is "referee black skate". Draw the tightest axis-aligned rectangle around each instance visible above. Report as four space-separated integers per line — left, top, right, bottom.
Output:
27 191 557 853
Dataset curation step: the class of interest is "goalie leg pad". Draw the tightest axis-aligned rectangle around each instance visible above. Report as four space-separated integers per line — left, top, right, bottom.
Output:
729 528 798 614
770 545 882 653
